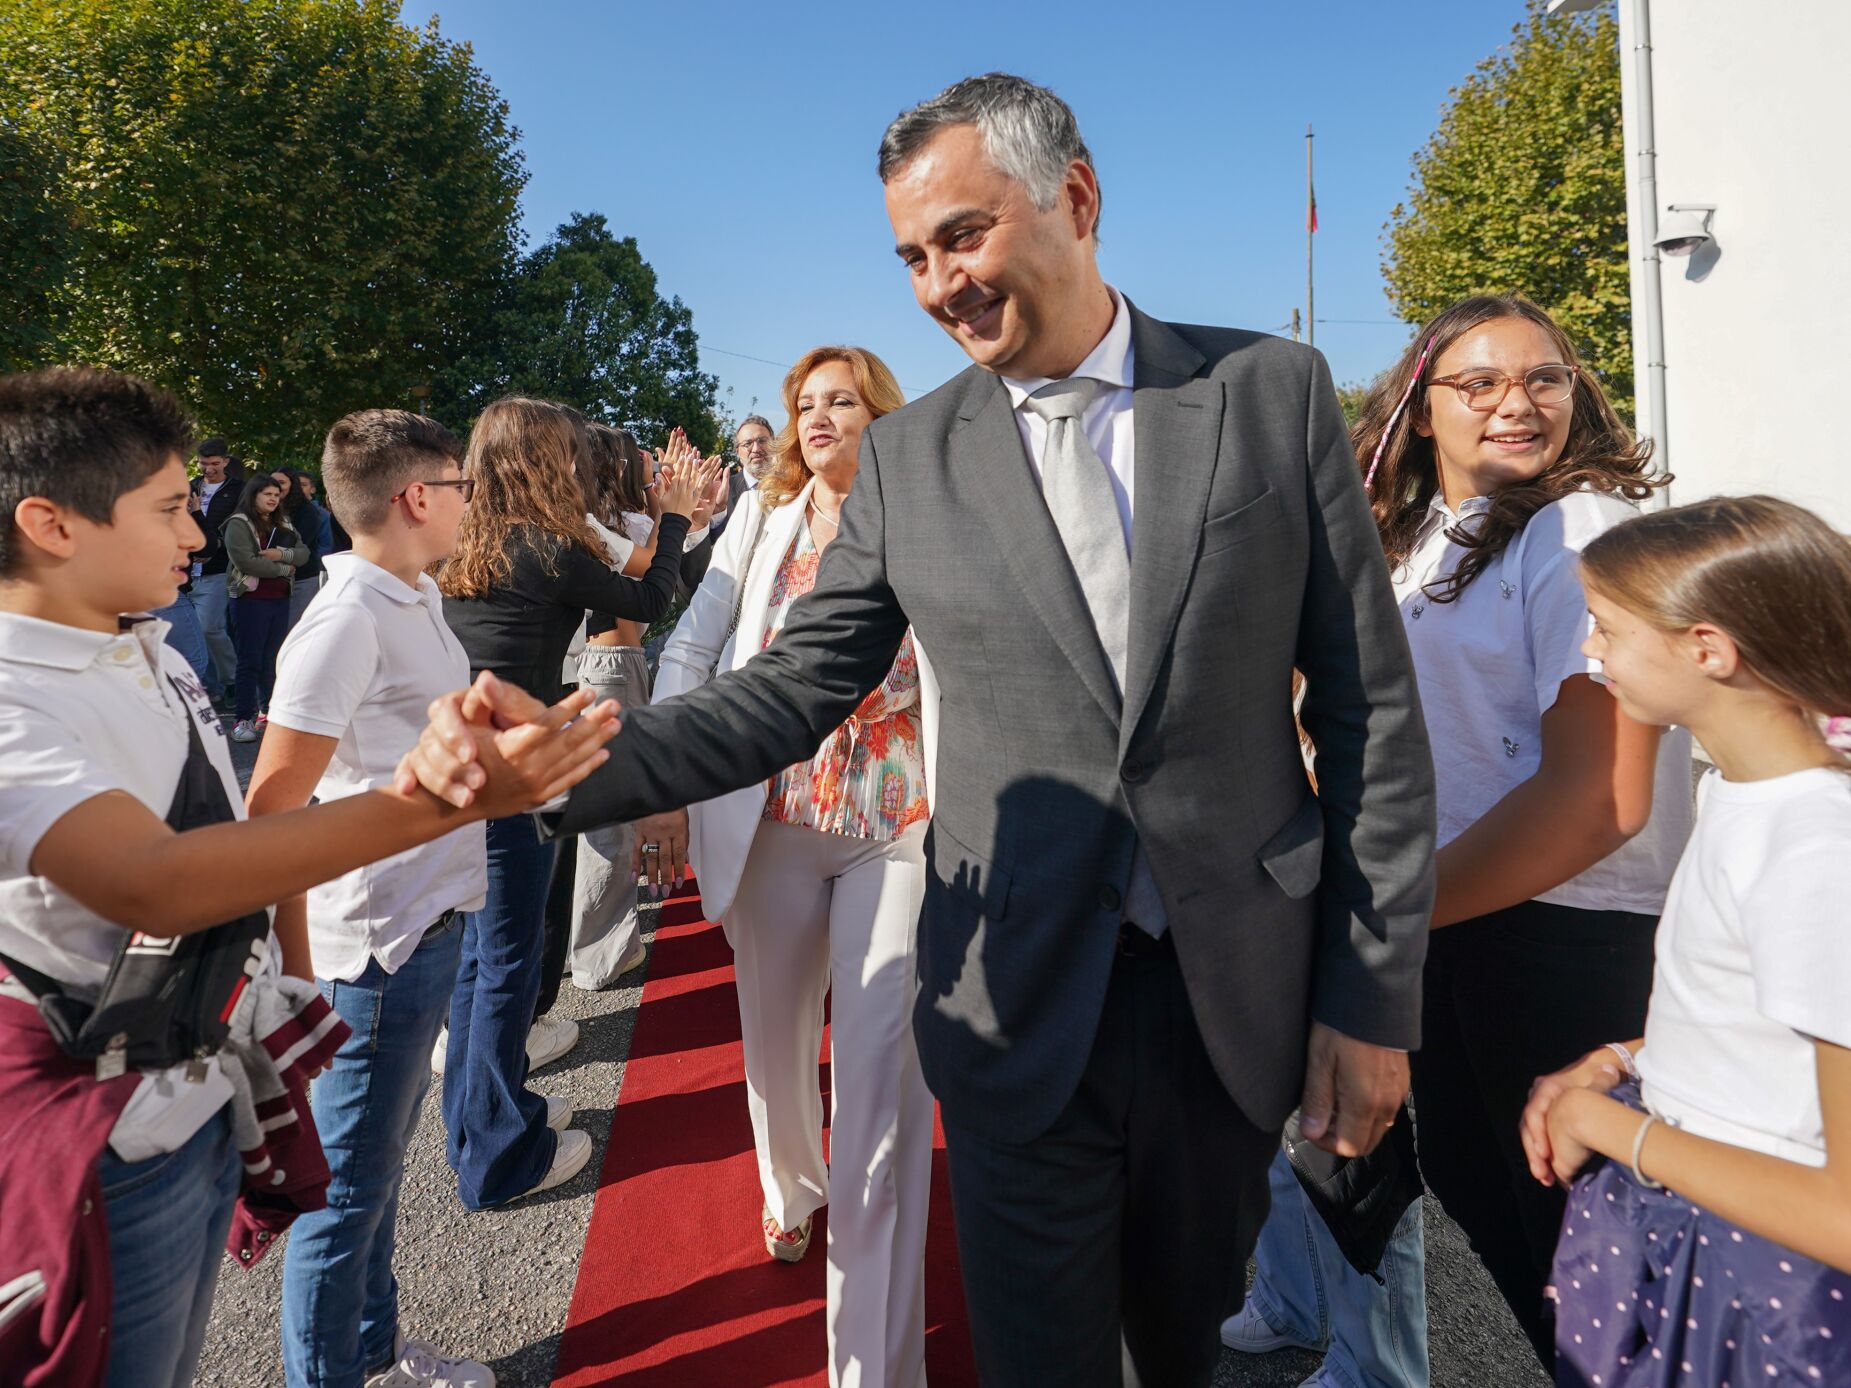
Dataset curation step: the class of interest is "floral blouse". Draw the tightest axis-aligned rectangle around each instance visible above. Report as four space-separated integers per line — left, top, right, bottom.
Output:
760 519 929 840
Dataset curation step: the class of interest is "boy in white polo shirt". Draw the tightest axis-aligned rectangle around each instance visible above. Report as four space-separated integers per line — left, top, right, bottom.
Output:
0 373 618 1388
253 411 590 1388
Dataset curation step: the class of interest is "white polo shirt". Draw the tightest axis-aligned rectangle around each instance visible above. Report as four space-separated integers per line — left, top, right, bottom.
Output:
1393 489 1692 915
268 554 487 981
0 611 239 1155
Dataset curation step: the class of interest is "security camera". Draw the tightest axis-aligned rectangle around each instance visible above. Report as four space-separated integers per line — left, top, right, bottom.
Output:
1654 205 1716 258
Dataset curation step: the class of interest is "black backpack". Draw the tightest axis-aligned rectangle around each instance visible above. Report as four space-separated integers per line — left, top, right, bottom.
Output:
0 682 270 1079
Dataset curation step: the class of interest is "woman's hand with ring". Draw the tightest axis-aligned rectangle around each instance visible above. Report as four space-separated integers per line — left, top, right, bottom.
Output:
632 808 690 896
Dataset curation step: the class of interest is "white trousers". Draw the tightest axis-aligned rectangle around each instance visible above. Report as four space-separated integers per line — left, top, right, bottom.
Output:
726 817 933 1388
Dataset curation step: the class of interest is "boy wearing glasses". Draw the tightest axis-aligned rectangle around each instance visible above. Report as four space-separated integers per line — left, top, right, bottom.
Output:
251 411 502 1388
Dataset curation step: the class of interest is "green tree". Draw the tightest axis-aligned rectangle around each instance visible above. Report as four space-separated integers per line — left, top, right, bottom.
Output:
0 0 525 458
0 110 72 370
1383 2 1632 416
455 212 721 450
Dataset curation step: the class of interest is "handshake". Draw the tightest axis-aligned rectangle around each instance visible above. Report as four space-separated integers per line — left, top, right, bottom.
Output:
391 671 621 820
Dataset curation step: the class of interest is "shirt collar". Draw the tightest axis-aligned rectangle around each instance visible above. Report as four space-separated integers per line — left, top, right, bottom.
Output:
0 610 146 671
1000 285 1135 411
1427 490 1492 522
321 551 433 607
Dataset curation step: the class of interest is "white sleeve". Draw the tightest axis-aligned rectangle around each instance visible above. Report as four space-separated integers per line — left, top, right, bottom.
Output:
586 515 635 571
1746 826 1851 1049
1523 550 1601 714
653 506 756 703
0 704 126 876
267 602 382 740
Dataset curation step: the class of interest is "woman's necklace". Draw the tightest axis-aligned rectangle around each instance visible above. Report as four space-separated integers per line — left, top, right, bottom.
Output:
810 496 843 528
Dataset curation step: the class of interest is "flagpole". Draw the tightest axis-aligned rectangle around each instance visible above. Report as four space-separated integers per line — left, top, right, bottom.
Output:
1306 124 1315 351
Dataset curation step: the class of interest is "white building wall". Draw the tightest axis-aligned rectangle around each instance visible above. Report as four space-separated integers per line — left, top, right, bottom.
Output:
1628 1 1851 530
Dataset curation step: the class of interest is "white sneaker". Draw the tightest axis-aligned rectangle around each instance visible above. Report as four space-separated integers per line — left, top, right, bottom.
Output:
230 719 259 743
1220 1300 1322 1355
544 1095 572 1131
512 1127 592 1201
364 1336 496 1387
429 1017 580 1077
525 1015 579 1071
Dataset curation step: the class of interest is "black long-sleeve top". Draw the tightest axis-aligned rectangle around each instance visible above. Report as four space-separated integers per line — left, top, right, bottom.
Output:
584 530 714 639
442 514 690 703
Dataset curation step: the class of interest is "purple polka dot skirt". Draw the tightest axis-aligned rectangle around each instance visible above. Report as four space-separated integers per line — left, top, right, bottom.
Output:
1549 1094 1851 1387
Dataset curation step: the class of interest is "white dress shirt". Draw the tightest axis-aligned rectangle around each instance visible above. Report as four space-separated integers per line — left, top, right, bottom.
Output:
1000 286 1137 553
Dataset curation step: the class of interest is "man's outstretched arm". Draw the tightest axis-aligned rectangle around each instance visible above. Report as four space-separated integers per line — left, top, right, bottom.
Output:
407 429 910 833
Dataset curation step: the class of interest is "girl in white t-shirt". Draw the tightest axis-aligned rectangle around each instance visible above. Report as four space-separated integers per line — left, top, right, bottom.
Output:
1365 295 1692 1367
1521 494 1851 1386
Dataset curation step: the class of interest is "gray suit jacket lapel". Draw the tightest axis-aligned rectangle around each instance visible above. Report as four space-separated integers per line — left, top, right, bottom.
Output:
1123 306 1221 751
950 372 1123 725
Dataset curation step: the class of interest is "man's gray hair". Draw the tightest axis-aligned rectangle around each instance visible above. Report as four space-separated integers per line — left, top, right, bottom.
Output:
734 414 773 441
878 73 1100 237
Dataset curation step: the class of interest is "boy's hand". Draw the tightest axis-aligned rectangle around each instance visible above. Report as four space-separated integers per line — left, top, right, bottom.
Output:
467 689 622 818
395 672 617 810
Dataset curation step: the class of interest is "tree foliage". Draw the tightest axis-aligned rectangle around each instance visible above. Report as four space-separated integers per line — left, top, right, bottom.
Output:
1383 2 1632 416
0 0 526 460
443 212 721 451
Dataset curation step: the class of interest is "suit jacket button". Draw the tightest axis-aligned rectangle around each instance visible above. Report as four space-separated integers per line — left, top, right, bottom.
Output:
1122 760 1145 783
1098 885 1122 911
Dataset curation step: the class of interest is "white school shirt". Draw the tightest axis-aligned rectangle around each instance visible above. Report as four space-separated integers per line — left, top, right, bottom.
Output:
1392 489 1692 915
0 611 238 1157
1000 285 1137 551
1639 767 1851 1166
267 555 487 981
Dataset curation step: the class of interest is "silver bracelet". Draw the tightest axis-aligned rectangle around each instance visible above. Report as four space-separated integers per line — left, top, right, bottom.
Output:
1630 1113 1664 1190
1605 1041 1640 1083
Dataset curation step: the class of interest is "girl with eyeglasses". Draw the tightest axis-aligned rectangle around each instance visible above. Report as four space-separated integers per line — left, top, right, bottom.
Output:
1360 295 1694 1370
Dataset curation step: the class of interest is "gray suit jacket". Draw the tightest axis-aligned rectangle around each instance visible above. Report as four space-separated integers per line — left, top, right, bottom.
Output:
553 304 1436 1143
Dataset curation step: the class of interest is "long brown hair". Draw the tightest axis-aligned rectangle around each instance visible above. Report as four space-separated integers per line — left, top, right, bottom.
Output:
761 346 906 512
439 397 605 599
1353 294 1664 602
1580 495 1851 722
581 423 649 528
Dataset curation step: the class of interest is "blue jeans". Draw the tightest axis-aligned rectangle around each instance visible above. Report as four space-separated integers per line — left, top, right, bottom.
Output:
233 594 290 721
1247 1146 1430 1388
281 917 463 1386
98 1107 241 1388
152 591 212 685
192 571 237 697
444 814 558 1208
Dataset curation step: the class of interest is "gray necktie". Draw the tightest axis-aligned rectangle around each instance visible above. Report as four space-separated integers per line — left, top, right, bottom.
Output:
1025 377 1129 691
1025 378 1167 936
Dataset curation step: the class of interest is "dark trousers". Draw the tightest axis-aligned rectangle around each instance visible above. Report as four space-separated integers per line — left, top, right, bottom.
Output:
942 930 1277 1388
1409 898 1656 1371
232 594 289 721
443 813 558 1209
533 833 577 1020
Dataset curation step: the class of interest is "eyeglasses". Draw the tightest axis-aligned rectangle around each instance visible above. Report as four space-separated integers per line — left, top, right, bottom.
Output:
737 438 772 452
391 478 475 504
1428 364 1578 412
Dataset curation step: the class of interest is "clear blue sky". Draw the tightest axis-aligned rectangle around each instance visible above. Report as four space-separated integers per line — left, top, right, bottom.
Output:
419 0 1534 426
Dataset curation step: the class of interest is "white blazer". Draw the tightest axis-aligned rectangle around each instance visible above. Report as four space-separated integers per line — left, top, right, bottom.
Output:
652 477 940 921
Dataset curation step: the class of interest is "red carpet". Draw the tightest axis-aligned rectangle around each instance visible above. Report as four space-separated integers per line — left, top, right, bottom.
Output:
552 880 978 1387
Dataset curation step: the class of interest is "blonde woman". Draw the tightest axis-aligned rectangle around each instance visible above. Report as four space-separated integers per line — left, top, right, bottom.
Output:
634 347 937 1388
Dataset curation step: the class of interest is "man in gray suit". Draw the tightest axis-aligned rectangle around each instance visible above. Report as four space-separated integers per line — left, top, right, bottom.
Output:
410 73 1435 1388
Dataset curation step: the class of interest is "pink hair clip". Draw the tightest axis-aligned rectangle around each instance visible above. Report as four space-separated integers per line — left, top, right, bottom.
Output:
1364 334 1436 493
